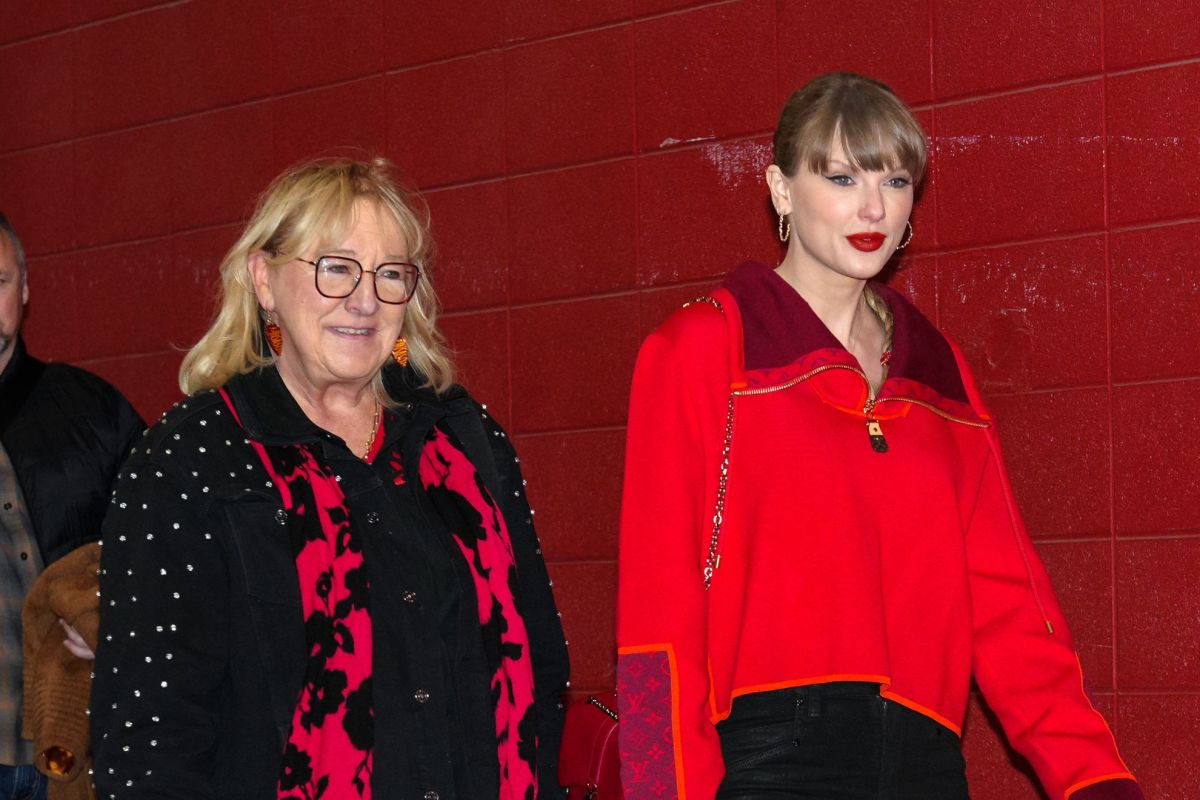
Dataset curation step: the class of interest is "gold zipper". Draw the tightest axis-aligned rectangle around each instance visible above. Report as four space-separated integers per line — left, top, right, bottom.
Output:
732 363 862 397
734 364 989 451
873 396 990 429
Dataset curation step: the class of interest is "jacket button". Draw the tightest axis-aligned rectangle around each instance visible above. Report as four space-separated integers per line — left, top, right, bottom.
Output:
274 509 287 525
424 792 439 800
413 688 430 704
401 590 417 604
3 502 11 510
20 552 28 561
366 511 380 524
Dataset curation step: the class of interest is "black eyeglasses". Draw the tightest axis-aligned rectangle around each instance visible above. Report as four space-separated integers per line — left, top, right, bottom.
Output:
296 256 422 305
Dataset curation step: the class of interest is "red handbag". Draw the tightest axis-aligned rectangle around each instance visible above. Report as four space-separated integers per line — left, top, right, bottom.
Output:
558 693 622 799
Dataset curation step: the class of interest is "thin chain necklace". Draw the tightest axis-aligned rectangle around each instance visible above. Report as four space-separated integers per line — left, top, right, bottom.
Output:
361 400 381 461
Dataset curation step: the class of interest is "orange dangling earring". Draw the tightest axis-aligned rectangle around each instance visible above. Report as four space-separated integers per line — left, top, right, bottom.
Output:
391 337 409 367
265 312 283 356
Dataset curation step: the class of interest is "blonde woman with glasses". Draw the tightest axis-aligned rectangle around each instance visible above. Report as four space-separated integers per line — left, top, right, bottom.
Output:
92 158 569 800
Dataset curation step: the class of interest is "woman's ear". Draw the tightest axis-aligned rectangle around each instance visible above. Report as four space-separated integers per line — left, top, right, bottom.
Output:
765 164 792 216
246 251 275 311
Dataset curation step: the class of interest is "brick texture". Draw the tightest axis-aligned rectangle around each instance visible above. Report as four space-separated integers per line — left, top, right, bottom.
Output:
1 2 1192 794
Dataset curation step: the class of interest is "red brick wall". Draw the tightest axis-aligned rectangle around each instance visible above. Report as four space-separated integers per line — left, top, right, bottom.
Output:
2 2 1196 797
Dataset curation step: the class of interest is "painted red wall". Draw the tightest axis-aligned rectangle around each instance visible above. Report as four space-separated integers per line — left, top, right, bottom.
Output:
2 2 1196 797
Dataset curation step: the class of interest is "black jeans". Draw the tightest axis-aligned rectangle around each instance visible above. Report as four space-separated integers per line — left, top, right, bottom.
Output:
715 682 969 799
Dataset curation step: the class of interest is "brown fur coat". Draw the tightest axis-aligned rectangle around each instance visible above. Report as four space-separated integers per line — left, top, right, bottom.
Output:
22 542 99 800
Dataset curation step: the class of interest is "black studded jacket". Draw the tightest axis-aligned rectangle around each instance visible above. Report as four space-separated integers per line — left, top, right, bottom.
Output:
91 364 569 800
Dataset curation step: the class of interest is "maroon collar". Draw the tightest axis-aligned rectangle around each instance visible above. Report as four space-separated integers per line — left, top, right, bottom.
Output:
722 261 969 405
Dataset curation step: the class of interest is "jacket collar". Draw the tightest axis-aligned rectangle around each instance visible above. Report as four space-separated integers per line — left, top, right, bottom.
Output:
223 365 324 446
0 336 32 392
222 362 471 448
0 338 45 434
722 261 969 405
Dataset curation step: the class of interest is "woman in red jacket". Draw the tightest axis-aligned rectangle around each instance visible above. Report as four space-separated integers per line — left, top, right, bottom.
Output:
616 72 1141 800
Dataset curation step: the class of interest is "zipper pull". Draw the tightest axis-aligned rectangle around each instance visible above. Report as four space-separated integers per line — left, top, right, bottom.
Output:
867 419 888 452
864 400 888 453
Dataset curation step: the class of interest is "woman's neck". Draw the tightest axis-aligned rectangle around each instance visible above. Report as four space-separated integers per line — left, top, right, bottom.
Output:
774 257 888 394
274 361 379 457
774 259 872 351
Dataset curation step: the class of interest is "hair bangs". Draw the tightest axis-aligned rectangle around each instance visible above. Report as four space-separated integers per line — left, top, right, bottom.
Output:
801 117 926 180
774 72 927 184
260 169 365 264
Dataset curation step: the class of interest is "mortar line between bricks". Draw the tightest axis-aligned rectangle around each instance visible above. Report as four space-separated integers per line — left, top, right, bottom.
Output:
0 1 187 51
1098 0 1123 721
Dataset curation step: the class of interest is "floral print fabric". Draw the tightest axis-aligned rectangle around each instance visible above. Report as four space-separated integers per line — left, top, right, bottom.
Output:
237 429 374 800
419 426 538 800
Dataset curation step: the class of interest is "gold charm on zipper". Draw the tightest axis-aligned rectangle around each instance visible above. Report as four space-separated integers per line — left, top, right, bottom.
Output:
864 398 888 453
866 418 888 453
864 345 892 453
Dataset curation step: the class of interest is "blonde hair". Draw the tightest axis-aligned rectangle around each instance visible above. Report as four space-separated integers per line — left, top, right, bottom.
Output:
863 285 894 355
773 72 927 183
179 157 454 399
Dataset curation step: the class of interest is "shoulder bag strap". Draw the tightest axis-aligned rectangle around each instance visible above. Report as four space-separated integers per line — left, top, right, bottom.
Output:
682 292 741 591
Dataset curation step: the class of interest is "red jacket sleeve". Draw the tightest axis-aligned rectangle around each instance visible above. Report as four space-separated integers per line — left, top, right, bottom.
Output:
617 304 731 800
952 342 1142 800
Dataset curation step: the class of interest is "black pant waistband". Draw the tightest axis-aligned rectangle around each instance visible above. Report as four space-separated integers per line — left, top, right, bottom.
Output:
724 682 882 720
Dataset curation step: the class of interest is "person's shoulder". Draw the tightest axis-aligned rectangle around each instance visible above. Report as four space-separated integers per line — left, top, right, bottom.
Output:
18 360 144 437
145 390 228 439
131 390 234 463
430 386 517 460
647 293 732 352
435 386 500 438
37 361 132 407
105 392 245 541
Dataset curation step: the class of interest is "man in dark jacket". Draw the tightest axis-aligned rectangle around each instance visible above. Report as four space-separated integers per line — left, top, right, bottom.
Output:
0 212 144 798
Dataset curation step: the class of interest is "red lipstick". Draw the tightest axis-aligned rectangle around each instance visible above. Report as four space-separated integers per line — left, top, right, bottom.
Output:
846 232 886 252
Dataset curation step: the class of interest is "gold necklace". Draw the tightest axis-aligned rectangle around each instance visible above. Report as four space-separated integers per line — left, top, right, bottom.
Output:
361 400 381 460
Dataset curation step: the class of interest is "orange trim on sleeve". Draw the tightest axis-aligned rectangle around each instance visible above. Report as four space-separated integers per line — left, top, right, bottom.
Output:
707 659 719 722
617 643 689 800
1062 772 1139 800
617 643 675 656
1072 653 1133 774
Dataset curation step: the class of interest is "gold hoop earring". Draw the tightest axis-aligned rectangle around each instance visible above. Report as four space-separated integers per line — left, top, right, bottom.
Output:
778 213 791 243
264 312 282 356
896 220 914 250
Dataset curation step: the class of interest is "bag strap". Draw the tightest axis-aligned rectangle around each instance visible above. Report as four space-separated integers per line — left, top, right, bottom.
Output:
704 391 736 590
586 695 619 721
682 293 741 591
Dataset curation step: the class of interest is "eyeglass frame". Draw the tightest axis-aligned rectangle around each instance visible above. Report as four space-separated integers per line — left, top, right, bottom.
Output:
295 255 423 305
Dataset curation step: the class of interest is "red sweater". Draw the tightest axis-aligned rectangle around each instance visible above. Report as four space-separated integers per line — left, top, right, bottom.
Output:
616 262 1140 800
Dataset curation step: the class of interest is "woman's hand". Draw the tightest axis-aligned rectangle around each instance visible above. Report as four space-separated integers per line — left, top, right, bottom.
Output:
59 619 95 660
